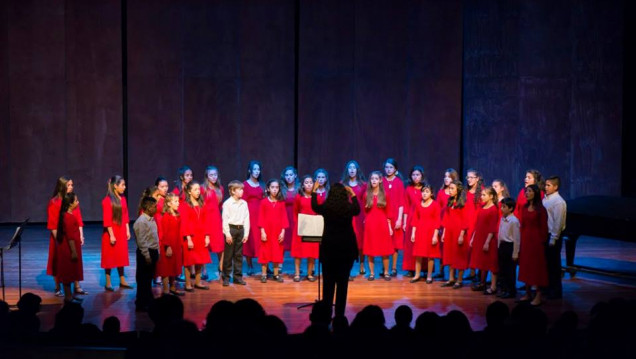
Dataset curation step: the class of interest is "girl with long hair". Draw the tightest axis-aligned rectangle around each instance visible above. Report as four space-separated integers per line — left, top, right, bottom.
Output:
291 175 319 282
281 166 299 255
362 171 394 281
410 182 441 284
440 180 468 289
382 158 404 277
47 176 87 297
514 169 545 217
101 175 132 291
258 179 289 283
243 160 264 275
492 179 510 205
172 166 193 202
157 193 184 296
469 186 500 294
155 176 170 213
403 165 425 277
341 160 367 275
180 181 212 291
465 168 484 281
202 166 225 280
54 192 83 303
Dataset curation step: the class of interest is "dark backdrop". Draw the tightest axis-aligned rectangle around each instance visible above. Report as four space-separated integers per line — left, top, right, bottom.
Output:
0 0 625 223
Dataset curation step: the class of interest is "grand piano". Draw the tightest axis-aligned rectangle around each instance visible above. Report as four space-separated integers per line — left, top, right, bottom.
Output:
564 196 636 277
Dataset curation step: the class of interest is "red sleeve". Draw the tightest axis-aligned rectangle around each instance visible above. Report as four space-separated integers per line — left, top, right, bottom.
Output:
280 202 289 229
203 203 213 236
396 179 405 207
102 197 113 228
432 203 441 229
293 195 301 217
64 214 81 243
47 199 60 230
73 205 84 227
385 195 392 219
460 207 469 230
257 199 267 228
180 206 193 238
404 188 412 212
488 208 499 234
121 197 129 224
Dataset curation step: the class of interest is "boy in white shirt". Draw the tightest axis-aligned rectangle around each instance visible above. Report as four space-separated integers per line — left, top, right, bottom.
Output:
543 176 567 299
497 197 520 299
221 181 250 286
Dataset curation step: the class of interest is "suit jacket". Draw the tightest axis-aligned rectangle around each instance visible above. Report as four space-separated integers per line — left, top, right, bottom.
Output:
311 193 360 265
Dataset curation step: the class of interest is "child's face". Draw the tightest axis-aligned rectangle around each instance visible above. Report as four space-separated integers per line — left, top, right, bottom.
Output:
157 181 169 196
190 183 201 199
347 163 358 178
147 203 157 217
284 170 296 185
492 181 503 195
444 172 452 186
448 183 458 197
525 186 535 201
466 172 478 187
384 163 396 177
545 180 558 195
168 197 179 211
303 178 314 193
481 190 493 204
207 170 218 184
421 187 432 201
370 174 381 188
268 181 280 197
411 170 423 185
115 180 126 195
315 172 327 186
501 204 513 216
66 180 74 194
524 172 535 187
232 187 244 199
183 170 193 184
250 164 261 179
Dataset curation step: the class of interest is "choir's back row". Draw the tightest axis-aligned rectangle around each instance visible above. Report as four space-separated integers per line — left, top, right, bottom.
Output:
48 159 567 307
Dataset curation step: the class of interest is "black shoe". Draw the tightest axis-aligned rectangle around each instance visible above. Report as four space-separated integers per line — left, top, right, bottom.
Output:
390 270 398 277
452 282 463 289
440 281 455 288
273 275 284 283
170 289 186 296
260 276 267 283
410 277 421 283
433 273 444 279
234 278 247 285
222 279 230 286
404 271 415 278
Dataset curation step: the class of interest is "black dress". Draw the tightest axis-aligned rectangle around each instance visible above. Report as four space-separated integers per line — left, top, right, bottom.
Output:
311 192 360 317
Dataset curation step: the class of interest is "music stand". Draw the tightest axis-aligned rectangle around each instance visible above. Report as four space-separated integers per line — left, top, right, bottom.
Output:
1 218 29 302
297 235 322 309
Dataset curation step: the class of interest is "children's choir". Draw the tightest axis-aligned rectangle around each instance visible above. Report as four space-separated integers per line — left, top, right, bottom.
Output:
47 162 565 307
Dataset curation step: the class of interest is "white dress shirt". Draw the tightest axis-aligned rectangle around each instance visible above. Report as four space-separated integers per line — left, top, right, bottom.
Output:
222 197 250 238
498 214 520 259
543 191 567 245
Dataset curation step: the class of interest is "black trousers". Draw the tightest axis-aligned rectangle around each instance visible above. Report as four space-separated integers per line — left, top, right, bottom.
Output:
136 248 158 308
545 235 563 297
497 242 516 295
322 259 354 317
223 226 244 281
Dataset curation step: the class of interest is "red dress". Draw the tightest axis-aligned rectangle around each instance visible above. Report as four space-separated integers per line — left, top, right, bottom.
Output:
257 198 289 264
180 203 212 266
442 204 469 269
403 186 422 270
172 186 187 202
283 188 297 251
101 196 130 269
514 189 545 218
156 212 183 277
202 187 225 253
53 212 84 283
47 197 83 276
412 200 441 258
291 194 320 259
436 188 451 221
518 205 549 286
362 194 394 257
469 205 500 272
349 183 366 250
383 177 404 250
243 181 264 257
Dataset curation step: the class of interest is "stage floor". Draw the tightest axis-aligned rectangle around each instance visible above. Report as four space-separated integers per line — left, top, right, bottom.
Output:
1 223 635 334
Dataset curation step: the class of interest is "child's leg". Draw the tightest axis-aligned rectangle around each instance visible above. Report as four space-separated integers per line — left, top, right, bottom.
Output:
185 266 192 289
117 267 129 286
368 256 375 276
359 250 365 273
382 256 390 276
105 269 112 288
308 258 315 278
273 263 280 277
427 259 435 280
194 264 202 286
457 270 464 284
490 273 498 291
162 277 170 294
392 251 398 272
413 257 422 280
294 258 301 277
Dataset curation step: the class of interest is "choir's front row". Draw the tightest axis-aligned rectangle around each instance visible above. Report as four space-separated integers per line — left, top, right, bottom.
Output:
48 170 566 310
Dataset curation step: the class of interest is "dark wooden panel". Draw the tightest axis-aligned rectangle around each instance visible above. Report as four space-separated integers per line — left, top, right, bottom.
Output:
65 0 123 220
8 0 67 222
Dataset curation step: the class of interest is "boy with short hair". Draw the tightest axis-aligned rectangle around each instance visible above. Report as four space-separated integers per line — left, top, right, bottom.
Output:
497 197 520 299
543 176 567 299
133 196 159 311
221 181 250 286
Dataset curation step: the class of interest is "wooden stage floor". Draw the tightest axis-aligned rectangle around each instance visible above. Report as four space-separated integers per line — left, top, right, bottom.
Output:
1 223 635 334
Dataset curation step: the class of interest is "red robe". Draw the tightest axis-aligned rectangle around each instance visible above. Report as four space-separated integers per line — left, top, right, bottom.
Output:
514 188 546 218
243 181 264 257
101 196 130 269
156 212 183 277
442 204 469 269
362 194 394 257
291 194 320 259
469 205 500 272
180 203 212 266
412 200 441 258
257 198 289 264
436 188 451 221
47 197 83 276
202 187 225 253
518 205 549 286
172 186 187 203
53 212 84 283
349 182 366 250
403 186 422 270
383 177 404 250
283 188 297 251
